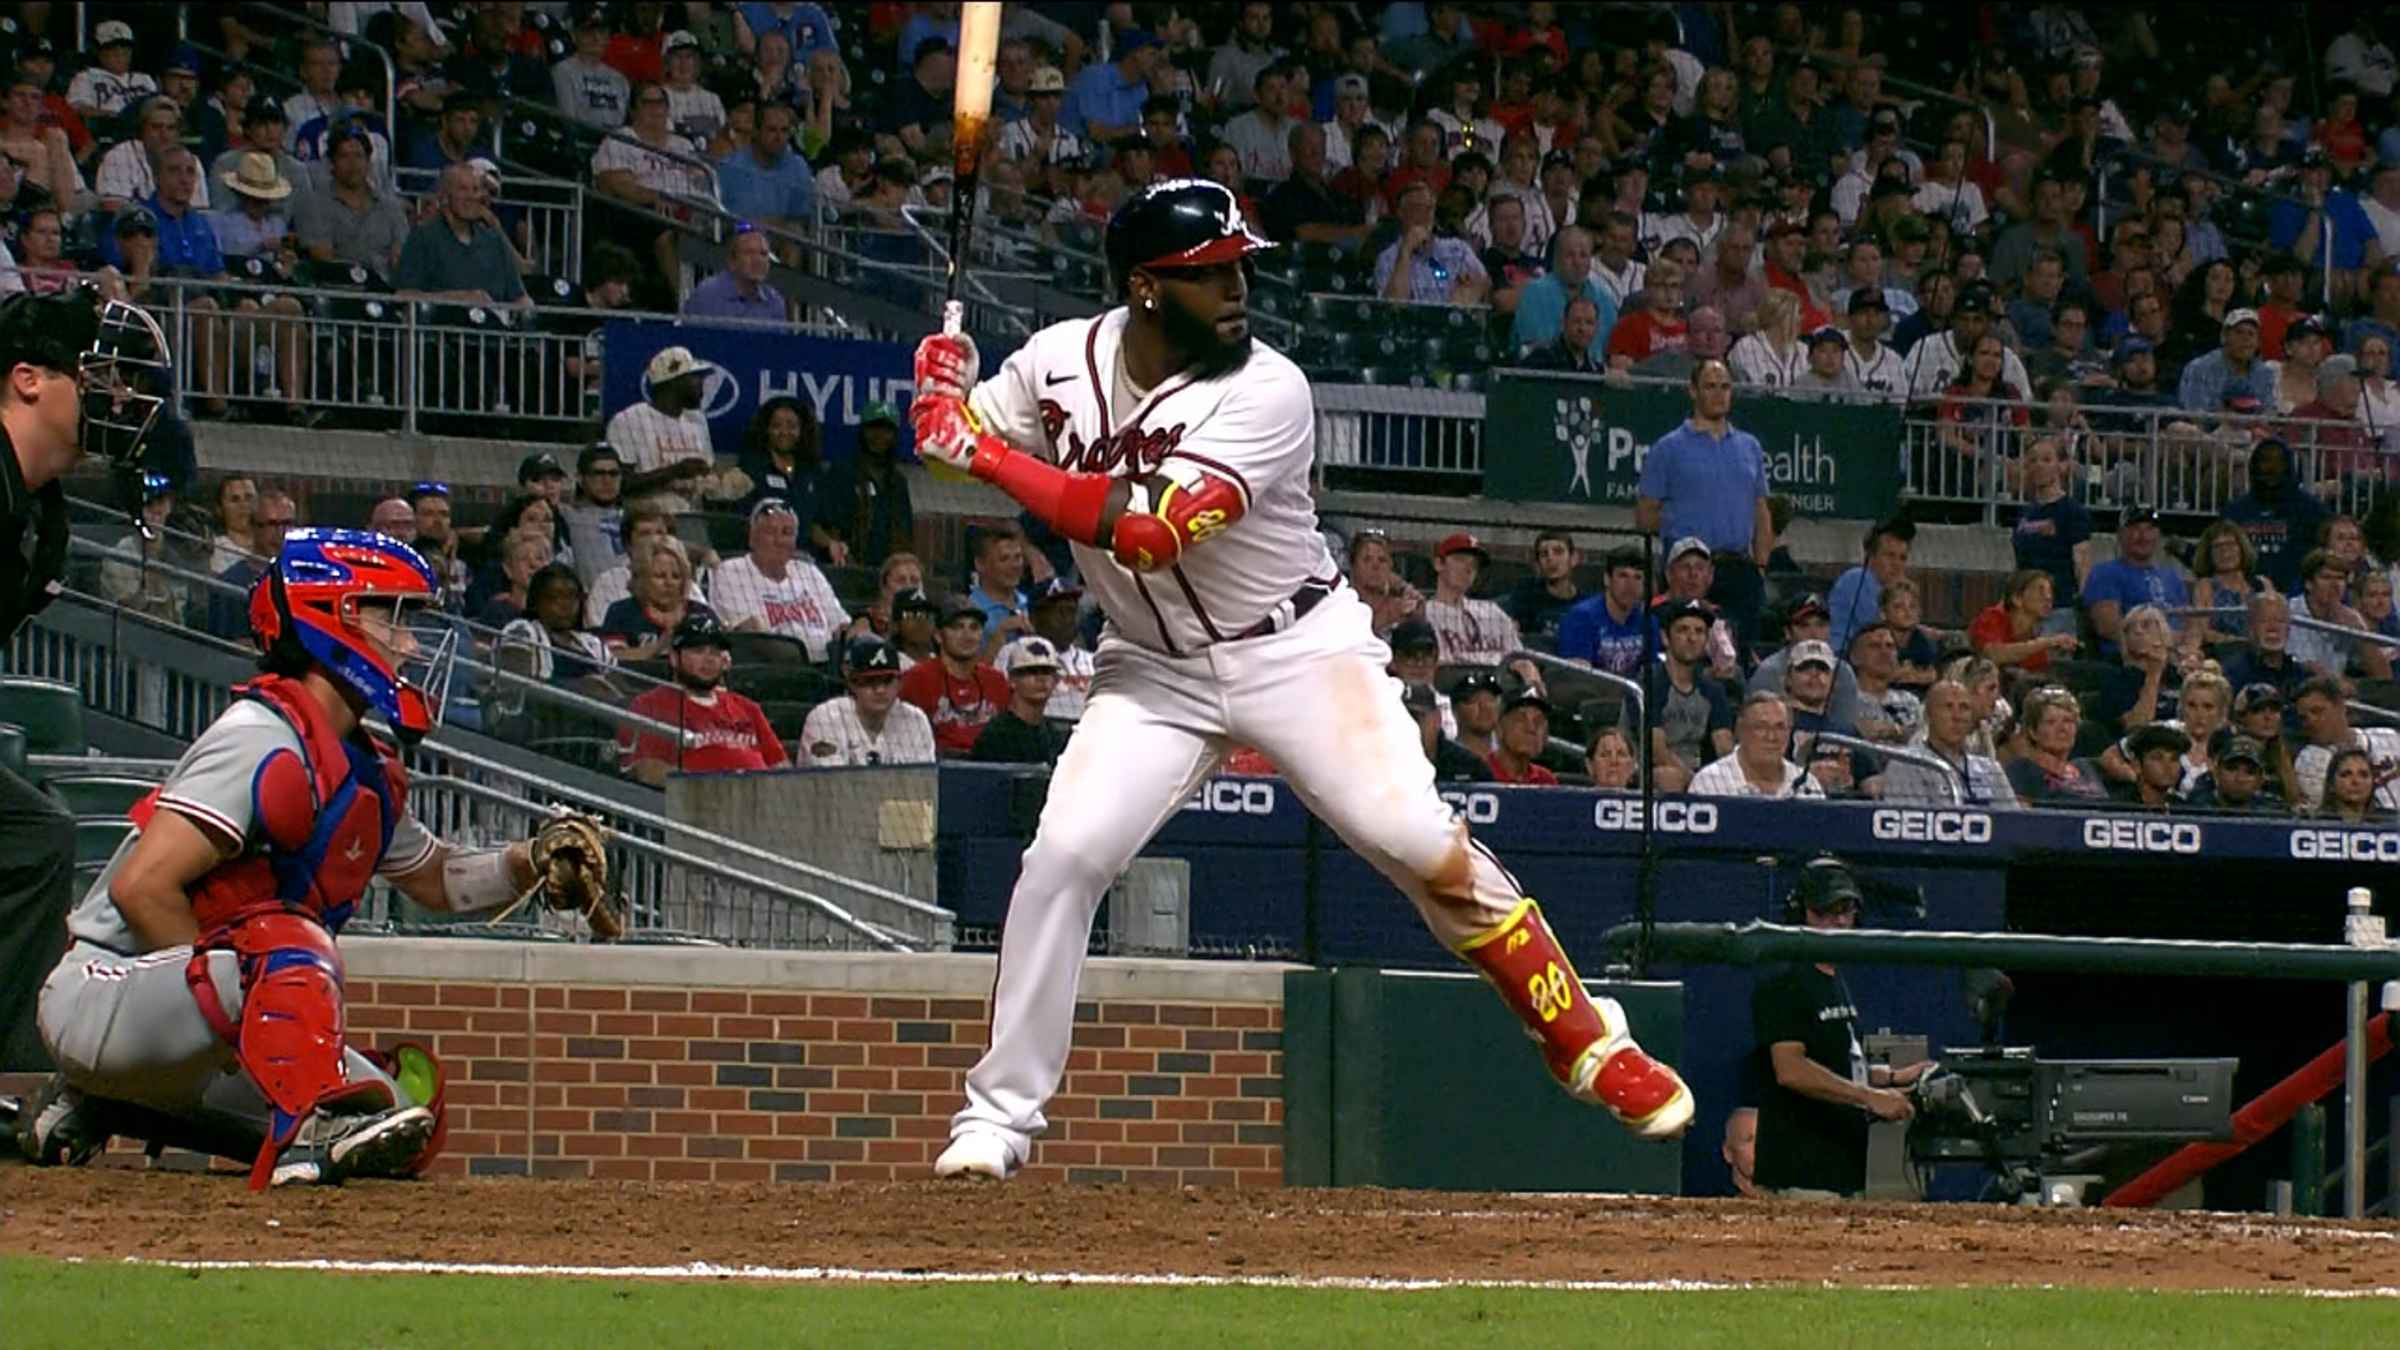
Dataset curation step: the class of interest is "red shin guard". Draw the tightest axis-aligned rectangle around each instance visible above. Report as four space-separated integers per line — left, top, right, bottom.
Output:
1456 899 1613 1090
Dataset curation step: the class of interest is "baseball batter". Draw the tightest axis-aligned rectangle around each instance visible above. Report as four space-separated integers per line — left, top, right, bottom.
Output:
910 180 1693 1180
17 529 618 1186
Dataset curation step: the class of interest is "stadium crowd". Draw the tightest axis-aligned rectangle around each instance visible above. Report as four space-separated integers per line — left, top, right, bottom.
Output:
12 2 2400 816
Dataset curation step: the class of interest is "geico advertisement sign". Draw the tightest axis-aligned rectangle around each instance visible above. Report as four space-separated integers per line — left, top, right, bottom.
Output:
1870 808 1994 844
2288 827 2400 861
1591 799 1719 833
2080 816 2205 854
1180 780 1278 816
1439 790 1502 824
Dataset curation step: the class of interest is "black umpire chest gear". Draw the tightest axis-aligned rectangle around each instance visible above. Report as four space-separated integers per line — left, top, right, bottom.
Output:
0 424 70 643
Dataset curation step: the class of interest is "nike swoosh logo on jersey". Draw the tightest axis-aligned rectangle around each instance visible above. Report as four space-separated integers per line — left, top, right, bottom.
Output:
1044 373 1074 386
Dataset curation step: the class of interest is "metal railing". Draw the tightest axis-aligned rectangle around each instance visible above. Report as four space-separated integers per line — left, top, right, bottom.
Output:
124 273 599 432
1902 390 2400 523
1817 732 1967 805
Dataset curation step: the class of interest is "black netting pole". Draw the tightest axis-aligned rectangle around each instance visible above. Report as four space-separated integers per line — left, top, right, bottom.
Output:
1634 527 1659 977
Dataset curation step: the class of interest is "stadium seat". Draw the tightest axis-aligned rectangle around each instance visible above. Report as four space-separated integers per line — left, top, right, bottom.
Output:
0 723 25 779
0 679 84 756
74 819 133 867
44 775 155 818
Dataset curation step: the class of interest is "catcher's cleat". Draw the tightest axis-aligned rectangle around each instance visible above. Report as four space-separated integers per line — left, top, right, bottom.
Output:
933 1131 1016 1181
1572 997 1696 1141
268 1105 435 1187
16 1075 109 1167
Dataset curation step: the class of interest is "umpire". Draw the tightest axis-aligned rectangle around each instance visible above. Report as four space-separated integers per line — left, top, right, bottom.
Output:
0 288 173 1070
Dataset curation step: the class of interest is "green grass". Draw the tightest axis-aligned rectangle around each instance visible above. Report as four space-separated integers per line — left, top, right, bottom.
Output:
2 1256 2392 1347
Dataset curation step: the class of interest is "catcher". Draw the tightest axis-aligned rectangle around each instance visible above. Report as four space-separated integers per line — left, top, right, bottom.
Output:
16 528 619 1187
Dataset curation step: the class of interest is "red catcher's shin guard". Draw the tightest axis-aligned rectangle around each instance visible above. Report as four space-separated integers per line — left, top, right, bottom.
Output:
1457 900 1693 1139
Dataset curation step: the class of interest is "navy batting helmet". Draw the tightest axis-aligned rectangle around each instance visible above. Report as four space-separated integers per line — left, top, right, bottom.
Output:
1104 178 1274 297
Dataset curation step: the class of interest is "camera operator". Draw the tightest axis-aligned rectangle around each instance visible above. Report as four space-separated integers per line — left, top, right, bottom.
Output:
0 288 172 1070
1752 857 1935 1199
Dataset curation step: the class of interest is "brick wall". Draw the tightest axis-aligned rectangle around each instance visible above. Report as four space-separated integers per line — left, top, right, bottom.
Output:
10 941 1292 1187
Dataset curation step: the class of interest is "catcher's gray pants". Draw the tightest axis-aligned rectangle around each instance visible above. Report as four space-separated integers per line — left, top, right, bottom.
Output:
0 761 75 1069
38 939 399 1146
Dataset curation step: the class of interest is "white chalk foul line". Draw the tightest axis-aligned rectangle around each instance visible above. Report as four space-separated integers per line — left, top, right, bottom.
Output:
107 1258 2400 1298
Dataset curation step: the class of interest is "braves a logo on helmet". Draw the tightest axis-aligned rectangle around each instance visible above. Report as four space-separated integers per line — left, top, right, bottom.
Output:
1036 398 1185 476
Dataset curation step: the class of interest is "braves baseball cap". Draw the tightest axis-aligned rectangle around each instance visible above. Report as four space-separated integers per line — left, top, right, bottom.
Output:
893 586 938 617
1789 593 1832 623
166 45 203 75
1029 65 1066 93
940 597 988 626
860 401 899 427
1000 635 1061 676
1389 618 1439 654
846 635 901 677
1848 286 1890 313
671 613 732 650
2287 315 2329 344
664 29 701 53
1667 536 1712 566
2223 307 2262 329
94 19 133 46
1453 668 1504 700
1502 688 1553 718
2113 335 2155 365
517 451 566 484
749 497 798 522
577 441 620 472
1032 576 1083 606
2122 506 2163 528
1807 325 1847 349
1654 597 1714 630
1436 531 1490 562
1335 73 1369 99
1954 287 1996 316
1790 639 1837 671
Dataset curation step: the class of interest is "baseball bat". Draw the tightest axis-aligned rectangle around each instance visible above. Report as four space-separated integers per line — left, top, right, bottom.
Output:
926 1 1003 484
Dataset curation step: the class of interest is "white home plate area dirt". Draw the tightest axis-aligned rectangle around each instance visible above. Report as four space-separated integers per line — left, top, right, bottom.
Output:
5 1168 2400 1291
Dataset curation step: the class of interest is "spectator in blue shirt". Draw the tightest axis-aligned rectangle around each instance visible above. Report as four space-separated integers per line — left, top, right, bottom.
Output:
101 150 224 279
2176 308 2275 412
2268 148 2380 296
715 102 816 229
738 2 838 60
1826 518 1915 654
1065 31 1159 147
893 4 961 73
1556 547 1657 677
683 226 787 322
1635 359 1774 644
1512 224 1619 361
2080 507 2193 658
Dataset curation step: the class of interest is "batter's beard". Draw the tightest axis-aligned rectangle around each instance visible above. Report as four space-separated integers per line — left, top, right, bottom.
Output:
676 670 723 693
1157 295 1253 380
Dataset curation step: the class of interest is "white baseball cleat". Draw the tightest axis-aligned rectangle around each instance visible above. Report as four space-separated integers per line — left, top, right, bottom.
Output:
933 1131 1016 1180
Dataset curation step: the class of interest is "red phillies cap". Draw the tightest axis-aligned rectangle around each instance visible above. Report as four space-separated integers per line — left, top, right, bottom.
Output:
1436 532 1490 561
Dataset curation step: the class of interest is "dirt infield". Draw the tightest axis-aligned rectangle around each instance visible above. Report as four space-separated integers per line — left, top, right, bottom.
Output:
4 1167 2398 1291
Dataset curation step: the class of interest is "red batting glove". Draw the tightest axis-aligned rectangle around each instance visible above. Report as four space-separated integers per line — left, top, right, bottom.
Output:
913 332 980 402
909 395 1005 477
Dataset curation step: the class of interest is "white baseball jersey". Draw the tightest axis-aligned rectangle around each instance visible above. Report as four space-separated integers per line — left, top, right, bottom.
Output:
798 695 938 767
707 554 849 659
966 308 1338 656
1727 333 1808 389
69 66 158 121
605 402 713 513
1423 595 1521 666
997 118 1091 170
1843 339 1908 399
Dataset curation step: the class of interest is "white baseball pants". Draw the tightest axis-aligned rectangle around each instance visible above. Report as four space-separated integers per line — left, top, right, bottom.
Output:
952 587 1525 1162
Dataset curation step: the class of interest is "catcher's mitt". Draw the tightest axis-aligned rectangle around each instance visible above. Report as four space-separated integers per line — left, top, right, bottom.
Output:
528 811 624 940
